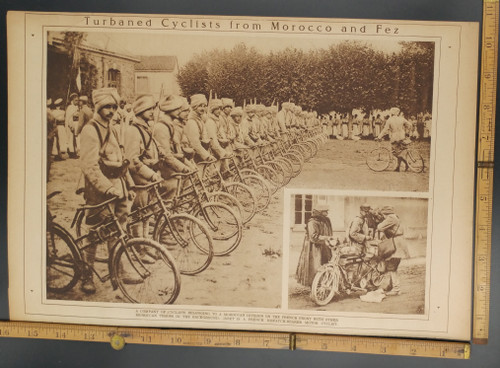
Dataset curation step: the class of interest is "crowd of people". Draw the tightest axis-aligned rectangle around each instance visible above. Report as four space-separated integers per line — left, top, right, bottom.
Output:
296 203 404 298
46 87 324 294
320 110 432 142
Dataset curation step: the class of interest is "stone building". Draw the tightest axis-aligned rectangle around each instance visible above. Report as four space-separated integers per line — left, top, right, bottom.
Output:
47 32 140 105
134 55 180 97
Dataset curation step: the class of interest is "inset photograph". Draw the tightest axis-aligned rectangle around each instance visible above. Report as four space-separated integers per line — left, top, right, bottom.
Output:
288 193 428 315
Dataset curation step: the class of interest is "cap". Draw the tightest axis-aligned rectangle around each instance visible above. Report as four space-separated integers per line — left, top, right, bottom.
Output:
360 203 371 211
133 95 157 115
190 94 208 108
315 204 329 212
159 94 184 113
221 98 234 108
390 107 400 116
380 205 395 215
208 98 223 112
230 106 243 117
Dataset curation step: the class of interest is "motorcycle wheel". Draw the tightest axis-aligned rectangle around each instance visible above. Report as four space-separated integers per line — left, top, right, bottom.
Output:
311 266 340 306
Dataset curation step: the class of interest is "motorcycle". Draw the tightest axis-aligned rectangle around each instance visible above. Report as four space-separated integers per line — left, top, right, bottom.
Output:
310 237 387 306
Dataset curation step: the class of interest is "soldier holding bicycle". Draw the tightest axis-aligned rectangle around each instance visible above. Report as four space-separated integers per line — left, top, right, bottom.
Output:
124 94 163 240
376 107 413 172
79 87 137 294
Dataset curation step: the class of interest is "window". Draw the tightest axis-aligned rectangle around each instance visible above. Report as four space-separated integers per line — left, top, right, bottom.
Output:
136 76 149 94
294 194 313 225
107 68 121 89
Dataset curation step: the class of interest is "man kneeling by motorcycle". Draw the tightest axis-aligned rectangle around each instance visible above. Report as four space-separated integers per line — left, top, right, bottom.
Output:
374 205 404 296
340 204 403 296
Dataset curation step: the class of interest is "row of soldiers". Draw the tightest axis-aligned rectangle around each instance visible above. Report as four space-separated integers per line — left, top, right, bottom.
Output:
51 87 318 294
47 93 323 165
47 93 135 163
320 112 432 141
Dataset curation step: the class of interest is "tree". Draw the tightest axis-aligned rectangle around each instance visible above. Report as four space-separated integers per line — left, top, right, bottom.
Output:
177 53 210 98
61 32 87 99
396 42 435 116
176 40 434 116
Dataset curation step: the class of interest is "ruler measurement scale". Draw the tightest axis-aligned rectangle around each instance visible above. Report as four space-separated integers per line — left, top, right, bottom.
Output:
473 0 499 344
0 321 469 359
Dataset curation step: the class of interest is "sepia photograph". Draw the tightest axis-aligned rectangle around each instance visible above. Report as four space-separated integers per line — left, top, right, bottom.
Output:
45 29 433 307
8 12 477 339
287 193 427 315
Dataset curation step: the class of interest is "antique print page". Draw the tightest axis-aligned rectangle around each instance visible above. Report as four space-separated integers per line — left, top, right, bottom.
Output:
7 11 478 340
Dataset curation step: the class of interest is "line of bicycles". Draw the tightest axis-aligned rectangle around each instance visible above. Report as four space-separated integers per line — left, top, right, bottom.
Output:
46 127 328 305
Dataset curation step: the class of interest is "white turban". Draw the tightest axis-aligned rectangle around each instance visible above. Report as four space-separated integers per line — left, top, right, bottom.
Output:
92 88 121 112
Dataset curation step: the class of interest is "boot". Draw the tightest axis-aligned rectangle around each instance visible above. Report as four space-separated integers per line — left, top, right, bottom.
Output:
385 271 401 296
119 256 144 285
394 157 401 172
80 269 96 294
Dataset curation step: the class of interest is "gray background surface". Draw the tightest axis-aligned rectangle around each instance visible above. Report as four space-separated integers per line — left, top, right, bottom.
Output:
0 0 498 366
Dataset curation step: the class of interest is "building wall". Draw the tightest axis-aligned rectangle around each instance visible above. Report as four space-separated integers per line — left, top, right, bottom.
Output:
290 194 428 239
135 71 180 98
82 51 137 103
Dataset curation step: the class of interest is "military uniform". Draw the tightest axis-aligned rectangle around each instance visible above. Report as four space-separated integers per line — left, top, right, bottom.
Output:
79 88 135 294
376 206 404 295
65 95 80 156
184 110 211 162
347 214 370 254
124 95 161 238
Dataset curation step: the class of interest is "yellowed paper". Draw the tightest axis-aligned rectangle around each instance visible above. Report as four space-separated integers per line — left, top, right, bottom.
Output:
7 11 478 340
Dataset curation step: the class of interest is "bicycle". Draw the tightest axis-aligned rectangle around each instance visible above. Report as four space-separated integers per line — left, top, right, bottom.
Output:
199 156 257 224
47 191 181 304
366 140 425 173
167 170 243 257
74 181 214 276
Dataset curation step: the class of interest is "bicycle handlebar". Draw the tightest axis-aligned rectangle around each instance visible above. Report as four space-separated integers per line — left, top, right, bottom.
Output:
198 158 218 165
171 170 198 178
77 195 119 211
133 180 163 190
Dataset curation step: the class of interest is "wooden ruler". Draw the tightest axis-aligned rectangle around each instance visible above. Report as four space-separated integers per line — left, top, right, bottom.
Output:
0 321 470 359
473 0 499 345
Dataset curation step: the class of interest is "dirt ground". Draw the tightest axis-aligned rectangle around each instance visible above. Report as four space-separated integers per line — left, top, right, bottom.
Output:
47 137 429 311
291 139 430 192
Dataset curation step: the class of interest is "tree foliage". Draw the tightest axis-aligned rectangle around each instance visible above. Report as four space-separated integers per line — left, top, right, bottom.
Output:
177 40 435 116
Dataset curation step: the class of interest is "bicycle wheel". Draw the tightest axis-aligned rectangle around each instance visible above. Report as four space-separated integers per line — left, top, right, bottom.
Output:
303 140 317 158
46 222 82 293
290 144 309 160
113 238 181 304
274 157 293 185
256 164 280 194
225 182 257 224
240 174 271 212
74 209 109 263
308 139 320 155
287 149 306 166
405 149 425 173
283 152 303 177
311 266 341 306
208 191 244 223
192 202 243 256
156 214 213 275
266 161 287 187
366 148 392 172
